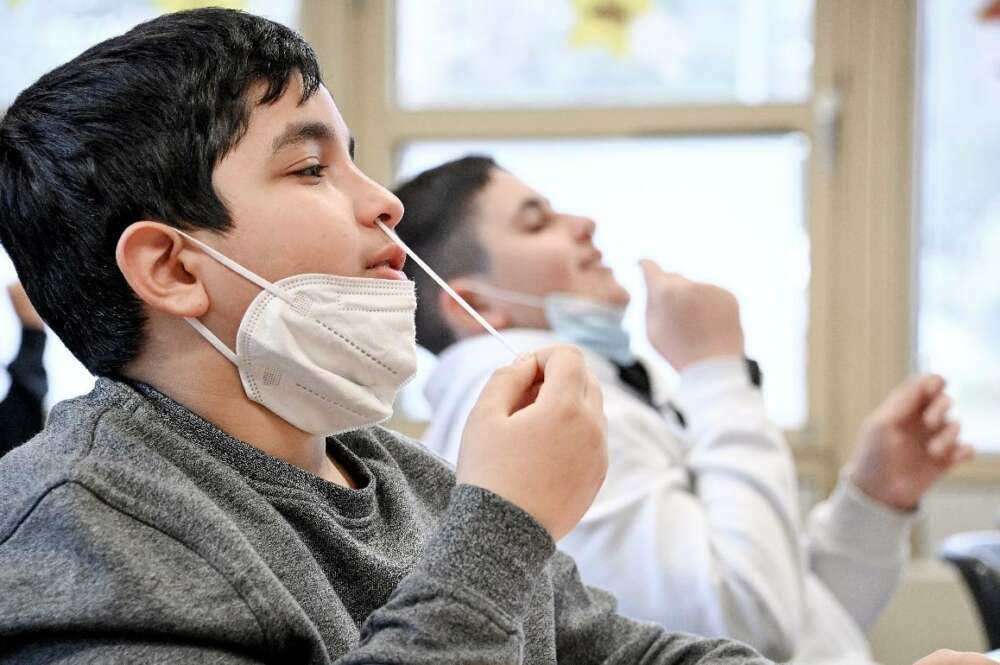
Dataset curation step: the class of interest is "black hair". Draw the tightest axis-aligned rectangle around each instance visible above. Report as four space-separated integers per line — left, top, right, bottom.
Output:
394 155 498 354
0 8 321 375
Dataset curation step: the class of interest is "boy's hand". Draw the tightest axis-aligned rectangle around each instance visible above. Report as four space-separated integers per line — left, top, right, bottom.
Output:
7 282 45 331
640 260 745 372
912 650 997 665
457 345 608 541
848 374 975 511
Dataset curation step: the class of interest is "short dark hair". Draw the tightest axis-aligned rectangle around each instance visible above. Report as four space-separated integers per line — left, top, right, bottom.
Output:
394 156 497 354
0 8 321 375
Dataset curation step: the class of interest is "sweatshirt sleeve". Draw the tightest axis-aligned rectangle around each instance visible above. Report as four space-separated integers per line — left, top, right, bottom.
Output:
561 356 805 662
673 357 805 658
343 484 558 663
6 327 47 401
548 551 770 665
804 473 916 630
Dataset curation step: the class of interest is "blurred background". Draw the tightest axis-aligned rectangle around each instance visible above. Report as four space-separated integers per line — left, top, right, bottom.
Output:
1 0 998 660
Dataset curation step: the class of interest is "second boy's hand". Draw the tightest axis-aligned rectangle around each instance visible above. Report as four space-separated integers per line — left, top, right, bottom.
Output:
639 259 745 372
457 345 608 541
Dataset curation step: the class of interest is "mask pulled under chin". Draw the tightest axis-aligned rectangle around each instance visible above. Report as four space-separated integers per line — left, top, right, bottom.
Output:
464 283 634 366
179 230 417 436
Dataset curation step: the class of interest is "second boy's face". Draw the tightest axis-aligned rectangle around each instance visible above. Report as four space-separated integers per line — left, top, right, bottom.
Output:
473 168 630 328
194 76 406 346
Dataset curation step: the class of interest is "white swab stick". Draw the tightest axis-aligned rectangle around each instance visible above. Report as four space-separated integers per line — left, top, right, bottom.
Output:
376 220 520 358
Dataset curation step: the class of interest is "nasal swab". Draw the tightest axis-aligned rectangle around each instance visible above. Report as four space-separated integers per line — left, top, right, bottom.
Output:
376 220 520 358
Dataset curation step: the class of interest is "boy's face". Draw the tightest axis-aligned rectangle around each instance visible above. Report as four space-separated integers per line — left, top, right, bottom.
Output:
472 168 630 328
195 76 405 343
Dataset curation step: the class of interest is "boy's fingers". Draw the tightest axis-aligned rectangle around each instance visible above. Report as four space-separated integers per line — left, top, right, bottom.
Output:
881 374 945 423
950 443 976 466
639 259 685 285
922 393 953 431
475 353 541 415
639 259 662 282
534 346 589 402
927 421 962 461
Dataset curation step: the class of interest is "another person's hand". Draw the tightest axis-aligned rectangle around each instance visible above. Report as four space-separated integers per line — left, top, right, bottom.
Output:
912 649 998 665
640 260 744 372
457 345 608 541
848 374 974 511
7 282 44 330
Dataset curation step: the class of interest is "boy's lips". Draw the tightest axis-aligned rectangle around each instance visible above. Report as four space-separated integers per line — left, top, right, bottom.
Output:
365 243 407 279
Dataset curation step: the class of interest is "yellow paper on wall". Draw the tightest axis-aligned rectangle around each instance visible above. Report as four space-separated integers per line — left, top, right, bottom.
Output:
569 0 651 56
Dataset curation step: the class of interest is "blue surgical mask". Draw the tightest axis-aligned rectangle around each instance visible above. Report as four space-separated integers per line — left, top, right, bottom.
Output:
544 293 634 365
465 283 634 365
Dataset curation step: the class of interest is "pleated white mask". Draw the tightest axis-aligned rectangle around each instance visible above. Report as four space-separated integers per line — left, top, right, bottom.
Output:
179 231 417 435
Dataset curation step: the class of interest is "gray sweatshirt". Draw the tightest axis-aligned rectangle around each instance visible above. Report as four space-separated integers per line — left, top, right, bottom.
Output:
0 378 769 664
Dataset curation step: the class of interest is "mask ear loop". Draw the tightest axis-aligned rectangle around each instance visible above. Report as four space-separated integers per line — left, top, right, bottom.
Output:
175 230 296 307
462 283 546 309
375 220 520 358
173 228 296 366
185 317 239 364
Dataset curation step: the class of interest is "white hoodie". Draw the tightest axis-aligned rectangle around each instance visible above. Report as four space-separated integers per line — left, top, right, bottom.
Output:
423 329 915 665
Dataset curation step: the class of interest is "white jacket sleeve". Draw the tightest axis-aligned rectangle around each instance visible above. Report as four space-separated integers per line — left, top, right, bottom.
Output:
805 474 915 631
560 357 805 662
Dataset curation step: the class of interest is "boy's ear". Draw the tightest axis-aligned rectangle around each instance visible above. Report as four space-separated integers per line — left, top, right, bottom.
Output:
437 276 512 338
115 221 210 318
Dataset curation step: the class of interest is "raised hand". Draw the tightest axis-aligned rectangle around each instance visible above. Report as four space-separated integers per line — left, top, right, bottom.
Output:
848 374 975 511
640 260 744 372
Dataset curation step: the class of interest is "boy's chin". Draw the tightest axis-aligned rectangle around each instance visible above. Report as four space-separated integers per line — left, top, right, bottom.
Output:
583 283 631 308
607 285 631 307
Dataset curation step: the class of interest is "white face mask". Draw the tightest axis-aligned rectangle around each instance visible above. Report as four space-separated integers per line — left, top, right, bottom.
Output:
179 231 417 435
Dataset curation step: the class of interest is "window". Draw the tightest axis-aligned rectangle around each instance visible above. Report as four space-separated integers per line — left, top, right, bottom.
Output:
395 0 814 109
0 0 300 107
915 0 1000 453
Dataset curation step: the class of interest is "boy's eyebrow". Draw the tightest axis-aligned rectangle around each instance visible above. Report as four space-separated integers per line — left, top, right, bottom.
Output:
270 120 350 157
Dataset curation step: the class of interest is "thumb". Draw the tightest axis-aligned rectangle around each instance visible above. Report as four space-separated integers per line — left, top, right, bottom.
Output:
639 259 662 284
880 374 944 423
474 353 541 416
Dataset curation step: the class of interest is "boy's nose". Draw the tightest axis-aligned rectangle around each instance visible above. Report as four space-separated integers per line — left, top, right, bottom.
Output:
359 179 404 230
569 215 597 242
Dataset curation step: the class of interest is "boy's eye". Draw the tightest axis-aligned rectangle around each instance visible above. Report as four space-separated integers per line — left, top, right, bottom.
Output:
524 215 549 232
295 164 326 178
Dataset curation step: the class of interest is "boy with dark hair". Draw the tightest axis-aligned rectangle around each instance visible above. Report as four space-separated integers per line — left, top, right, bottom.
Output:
0 9 769 664
395 156 976 665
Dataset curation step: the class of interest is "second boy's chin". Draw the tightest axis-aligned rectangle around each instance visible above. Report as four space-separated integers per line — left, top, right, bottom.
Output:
604 288 632 308
574 275 631 308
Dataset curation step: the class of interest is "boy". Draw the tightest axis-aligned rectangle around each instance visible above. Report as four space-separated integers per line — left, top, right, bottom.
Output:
394 155 974 665
0 9 763 664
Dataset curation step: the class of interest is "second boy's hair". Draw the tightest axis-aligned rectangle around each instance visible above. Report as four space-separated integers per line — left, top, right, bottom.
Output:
0 8 321 375
394 156 496 354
